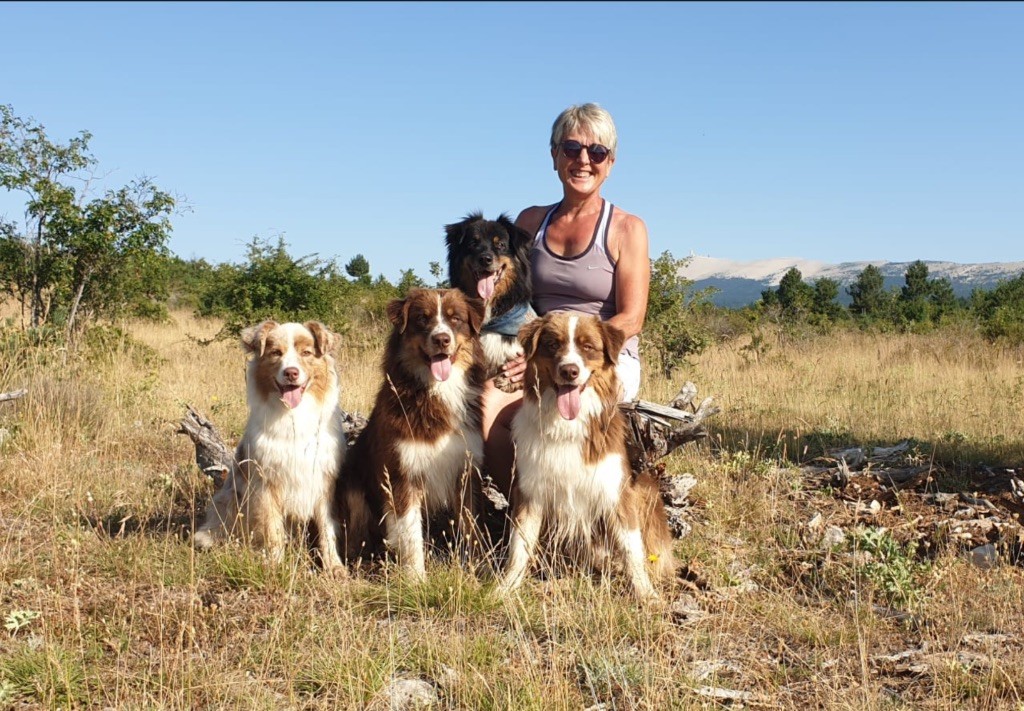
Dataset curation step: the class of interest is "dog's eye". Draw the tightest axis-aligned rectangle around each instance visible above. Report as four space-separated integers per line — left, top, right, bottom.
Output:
449 315 462 326
302 348 314 357
541 338 559 353
579 342 596 354
268 348 284 358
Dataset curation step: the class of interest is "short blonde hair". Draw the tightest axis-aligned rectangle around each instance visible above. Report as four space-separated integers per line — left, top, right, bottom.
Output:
549 103 618 157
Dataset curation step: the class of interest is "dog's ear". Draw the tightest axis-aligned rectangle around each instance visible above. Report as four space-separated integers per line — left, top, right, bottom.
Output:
443 219 467 249
465 296 486 335
241 320 277 356
304 321 337 356
386 297 410 333
598 321 626 366
498 213 532 253
444 212 483 249
445 213 483 286
518 316 545 361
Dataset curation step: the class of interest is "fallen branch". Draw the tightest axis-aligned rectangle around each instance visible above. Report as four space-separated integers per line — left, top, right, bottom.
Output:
176 405 234 488
621 382 720 472
0 388 28 403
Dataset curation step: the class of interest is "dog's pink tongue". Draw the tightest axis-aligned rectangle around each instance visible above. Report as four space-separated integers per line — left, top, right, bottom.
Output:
280 385 303 409
477 274 497 300
430 354 452 382
556 384 582 420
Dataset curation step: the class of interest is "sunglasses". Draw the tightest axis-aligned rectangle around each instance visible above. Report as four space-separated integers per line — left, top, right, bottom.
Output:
559 140 610 164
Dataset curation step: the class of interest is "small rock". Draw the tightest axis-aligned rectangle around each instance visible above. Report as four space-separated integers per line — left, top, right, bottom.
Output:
664 473 698 503
967 543 999 569
670 593 708 625
820 526 847 550
963 632 1012 647
691 659 743 681
870 441 911 459
367 677 438 711
693 686 761 703
1010 477 1024 502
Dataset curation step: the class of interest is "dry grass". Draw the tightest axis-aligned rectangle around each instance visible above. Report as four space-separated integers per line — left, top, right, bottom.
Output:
1 312 1021 709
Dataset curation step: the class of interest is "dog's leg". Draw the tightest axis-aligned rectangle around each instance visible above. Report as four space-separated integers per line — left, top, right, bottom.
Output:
314 497 346 575
612 525 658 600
386 495 426 580
340 488 373 564
499 500 542 593
251 491 287 563
194 466 243 549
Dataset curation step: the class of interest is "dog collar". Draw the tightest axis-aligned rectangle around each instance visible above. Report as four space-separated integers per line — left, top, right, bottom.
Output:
482 302 536 337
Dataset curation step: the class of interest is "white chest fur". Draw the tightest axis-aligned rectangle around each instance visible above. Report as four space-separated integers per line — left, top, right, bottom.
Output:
511 392 625 537
479 331 523 373
241 393 345 520
395 364 483 509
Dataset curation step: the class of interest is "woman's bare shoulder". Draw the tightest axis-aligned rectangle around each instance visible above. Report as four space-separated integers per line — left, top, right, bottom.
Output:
610 205 647 232
608 205 649 258
514 204 555 233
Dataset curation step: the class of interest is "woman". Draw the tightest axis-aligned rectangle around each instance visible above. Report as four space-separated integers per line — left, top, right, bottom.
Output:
482 102 651 491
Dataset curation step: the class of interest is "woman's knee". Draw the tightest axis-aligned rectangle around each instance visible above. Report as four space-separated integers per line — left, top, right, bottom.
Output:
481 383 523 438
616 354 642 402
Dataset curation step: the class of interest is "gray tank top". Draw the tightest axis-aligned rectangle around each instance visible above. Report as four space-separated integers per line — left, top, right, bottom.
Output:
530 200 640 358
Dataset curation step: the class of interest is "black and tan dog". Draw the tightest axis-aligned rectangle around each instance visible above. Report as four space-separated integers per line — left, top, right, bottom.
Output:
445 212 534 393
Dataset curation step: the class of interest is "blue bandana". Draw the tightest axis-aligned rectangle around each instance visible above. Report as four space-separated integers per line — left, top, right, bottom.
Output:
482 302 535 337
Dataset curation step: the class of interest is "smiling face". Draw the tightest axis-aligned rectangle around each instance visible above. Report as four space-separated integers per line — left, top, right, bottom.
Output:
552 130 615 198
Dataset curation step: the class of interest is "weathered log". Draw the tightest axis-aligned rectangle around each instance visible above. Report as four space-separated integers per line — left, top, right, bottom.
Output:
0 388 28 403
176 405 234 488
621 383 720 472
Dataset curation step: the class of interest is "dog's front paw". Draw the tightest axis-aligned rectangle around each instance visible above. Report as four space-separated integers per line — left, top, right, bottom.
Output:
493 373 523 394
322 559 350 579
192 530 216 551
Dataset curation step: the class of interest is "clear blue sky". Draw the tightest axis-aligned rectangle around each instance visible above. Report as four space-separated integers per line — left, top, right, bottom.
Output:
2 2 1021 282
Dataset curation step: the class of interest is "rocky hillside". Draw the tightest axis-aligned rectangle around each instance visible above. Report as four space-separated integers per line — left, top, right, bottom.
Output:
679 256 1024 308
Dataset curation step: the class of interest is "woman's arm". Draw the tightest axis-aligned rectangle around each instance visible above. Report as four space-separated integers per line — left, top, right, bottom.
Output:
607 214 650 341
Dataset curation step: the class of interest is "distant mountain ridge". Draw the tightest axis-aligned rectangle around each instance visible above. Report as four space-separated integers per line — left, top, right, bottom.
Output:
678 255 1024 308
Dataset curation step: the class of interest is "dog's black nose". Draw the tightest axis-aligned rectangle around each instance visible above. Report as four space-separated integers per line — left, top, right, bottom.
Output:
432 332 451 350
559 364 579 382
283 367 300 383
479 253 494 267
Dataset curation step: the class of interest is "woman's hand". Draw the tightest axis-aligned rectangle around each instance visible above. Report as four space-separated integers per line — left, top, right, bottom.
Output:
502 353 527 384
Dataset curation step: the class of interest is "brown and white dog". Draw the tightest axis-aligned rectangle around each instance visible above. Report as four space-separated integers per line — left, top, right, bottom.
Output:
335 288 488 578
499 312 673 598
194 321 346 573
